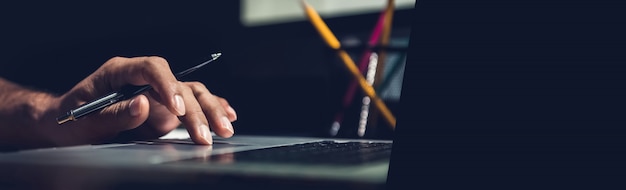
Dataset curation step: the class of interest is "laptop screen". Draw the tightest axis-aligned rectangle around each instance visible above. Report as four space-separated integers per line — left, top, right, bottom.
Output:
387 0 626 189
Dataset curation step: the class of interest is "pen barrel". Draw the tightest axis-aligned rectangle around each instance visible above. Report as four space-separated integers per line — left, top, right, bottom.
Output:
56 84 150 124
72 84 152 119
71 92 125 119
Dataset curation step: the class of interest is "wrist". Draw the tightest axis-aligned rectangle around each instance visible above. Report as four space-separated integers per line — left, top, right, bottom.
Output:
31 92 62 127
6 89 61 129
0 78 61 149
0 80 57 127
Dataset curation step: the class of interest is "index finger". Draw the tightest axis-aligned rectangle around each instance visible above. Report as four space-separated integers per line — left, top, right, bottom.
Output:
102 56 186 117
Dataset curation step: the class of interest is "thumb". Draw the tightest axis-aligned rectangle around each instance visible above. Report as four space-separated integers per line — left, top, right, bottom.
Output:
83 95 150 134
62 95 151 145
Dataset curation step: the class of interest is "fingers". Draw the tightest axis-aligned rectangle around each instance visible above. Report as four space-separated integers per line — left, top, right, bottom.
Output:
188 82 235 137
94 95 150 132
101 56 186 117
58 95 150 145
177 82 236 145
113 96 181 141
218 97 238 122
177 83 213 145
94 56 236 145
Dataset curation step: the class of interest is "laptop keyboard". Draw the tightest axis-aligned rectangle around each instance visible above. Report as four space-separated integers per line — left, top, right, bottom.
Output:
176 140 392 165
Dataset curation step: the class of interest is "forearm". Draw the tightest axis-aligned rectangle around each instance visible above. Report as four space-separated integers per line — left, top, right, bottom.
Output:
0 77 60 150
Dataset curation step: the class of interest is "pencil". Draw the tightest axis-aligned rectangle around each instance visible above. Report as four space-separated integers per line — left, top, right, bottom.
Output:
376 0 395 89
301 0 396 128
330 10 386 136
369 0 396 129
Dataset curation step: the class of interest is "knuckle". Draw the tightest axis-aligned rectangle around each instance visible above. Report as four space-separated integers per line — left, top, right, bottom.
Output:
185 81 212 95
146 55 166 62
188 81 207 90
143 56 169 70
107 56 124 63
103 56 126 68
191 108 205 115
183 106 206 119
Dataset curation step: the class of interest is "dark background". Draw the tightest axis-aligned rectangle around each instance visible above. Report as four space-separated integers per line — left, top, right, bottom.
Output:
0 1 413 139
388 0 626 189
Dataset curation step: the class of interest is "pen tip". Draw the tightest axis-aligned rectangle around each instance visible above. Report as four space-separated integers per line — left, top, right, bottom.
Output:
211 52 222 60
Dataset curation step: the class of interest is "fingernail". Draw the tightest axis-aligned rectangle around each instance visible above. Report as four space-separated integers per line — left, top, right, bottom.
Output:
129 98 141 117
226 106 237 120
199 124 213 144
221 116 234 135
173 95 186 116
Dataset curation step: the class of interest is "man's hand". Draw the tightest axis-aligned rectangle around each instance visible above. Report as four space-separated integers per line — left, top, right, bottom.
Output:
0 56 236 150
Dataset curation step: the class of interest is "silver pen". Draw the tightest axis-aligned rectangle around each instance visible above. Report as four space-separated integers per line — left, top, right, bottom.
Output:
56 52 222 124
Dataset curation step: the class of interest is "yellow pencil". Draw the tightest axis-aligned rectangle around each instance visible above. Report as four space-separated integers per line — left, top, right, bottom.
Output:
301 0 396 128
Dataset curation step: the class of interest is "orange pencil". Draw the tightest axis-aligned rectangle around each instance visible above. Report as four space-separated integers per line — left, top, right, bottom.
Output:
301 0 396 128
